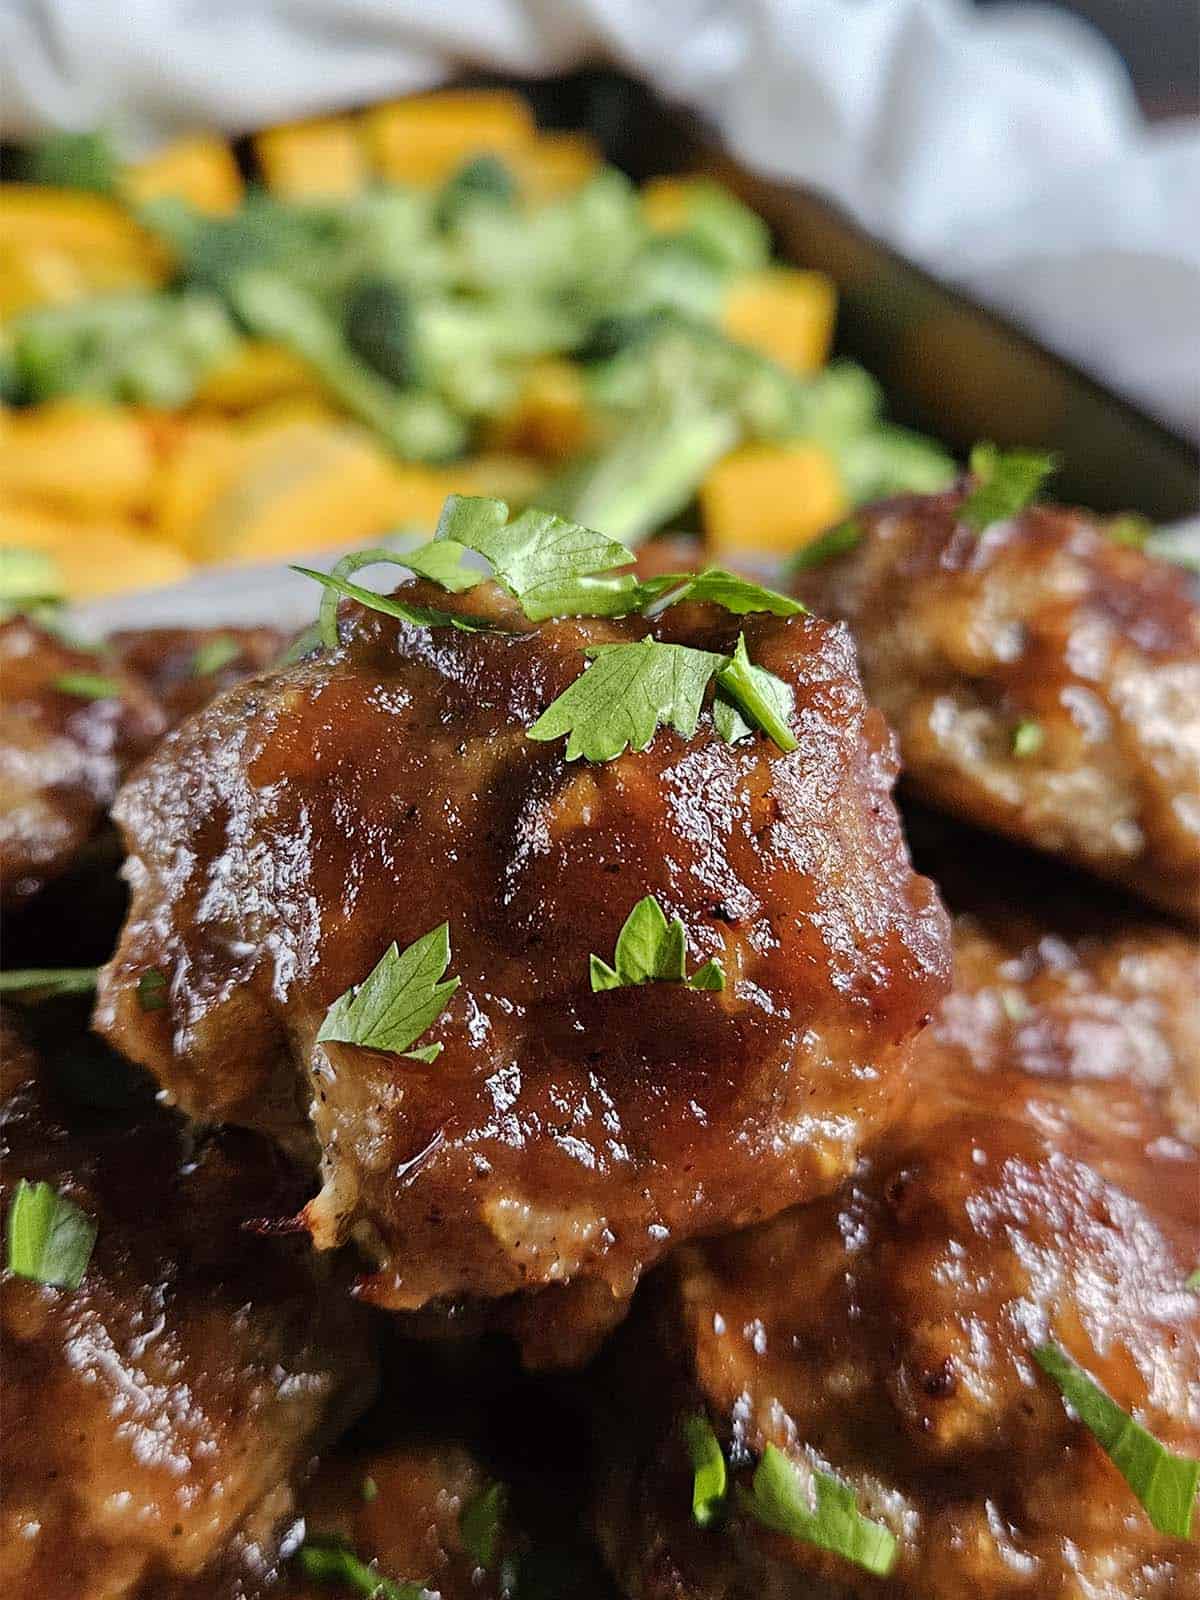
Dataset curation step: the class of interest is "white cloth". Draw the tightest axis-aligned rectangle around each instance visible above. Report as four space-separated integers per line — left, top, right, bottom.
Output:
3 0 1198 435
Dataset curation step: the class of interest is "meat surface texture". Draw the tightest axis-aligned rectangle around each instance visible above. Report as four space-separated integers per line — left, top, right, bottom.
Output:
0 1018 376 1600
95 576 949 1360
108 625 288 725
0 616 165 906
595 909 1200 1599
794 491 1200 918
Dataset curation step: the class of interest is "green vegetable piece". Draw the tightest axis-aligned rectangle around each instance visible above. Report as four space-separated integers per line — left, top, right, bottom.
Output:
1011 719 1044 758
344 277 419 388
683 1415 728 1527
787 520 863 572
52 671 123 701
715 635 798 753
1106 512 1154 549
0 547 64 609
638 567 805 618
436 494 638 621
361 1476 379 1503
961 445 1056 532
191 635 241 677
436 155 517 230
0 967 98 1000
1186 1268 1200 1292
295 1539 427 1600
293 564 492 648
137 970 168 1012
528 638 727 763
738 1445 898 1576
317 922 460 1062
590 894 724 993
662 180 771 274
24 129 119 194
1034 1342 1199 1537
460 1480 508 1570
301 543 484 648
6 1179 97 1289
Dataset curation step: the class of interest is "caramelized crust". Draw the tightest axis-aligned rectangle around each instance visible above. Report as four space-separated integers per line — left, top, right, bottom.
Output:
108 625 288 725
595 912 1200 1598
795 492 1200 918
0 1021 376 1600
96 578 949 1360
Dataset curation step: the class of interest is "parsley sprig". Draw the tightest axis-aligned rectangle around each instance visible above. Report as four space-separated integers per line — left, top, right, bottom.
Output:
295 1539 427 1600
6 1179 97 1289
317 923 460 1062
590 896 724 993
0 967 98 1000
738 1445 898 1576
961 444 1056 533
683 1415 728 1527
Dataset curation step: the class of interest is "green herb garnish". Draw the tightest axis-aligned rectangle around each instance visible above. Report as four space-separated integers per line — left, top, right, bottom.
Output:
737 1445 898 1576
683 1415 728 1527
1106 513 1154 550
52 671 123 700
1034 1341 1199 1537
191 635 241 676
0 967 98 1000
0 547 64 611
317 922 460 1063
136 970 168 1012
961 445 1056 533
300 542 484 648
293 565 492 648
714 635 798 753
460 1480 508 1570
295 1539 427 1600
787 520 864 572
5 1179 97 1289
1011 719 1044 758
361 1476 379 1504
1187 1268 1200 1293
637 567 805 618
590 895 724 994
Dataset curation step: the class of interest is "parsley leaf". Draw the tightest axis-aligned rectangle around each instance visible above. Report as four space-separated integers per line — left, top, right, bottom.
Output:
436 494 639 622
293 565 492 649
1034 1342 1199 1537
787 519 864 572
1011 718 1043 758
317 923 460 1062
137 970 168 1012
298 542 485 649
1187 1268 1200 1292
637 568 805 619
295 1539 428 1600
683 1415 728 1527
1106 513 1153 550
0 967 98 1000
715 635 798 753
6 1179 97 1289
590 895 724 993
460 1480 508 1570
191 635 241 676
737 1445 898 1577
52 671 123 700
961 445 1056 532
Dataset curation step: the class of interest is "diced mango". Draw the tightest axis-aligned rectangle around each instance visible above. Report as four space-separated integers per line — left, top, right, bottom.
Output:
150 420 245 549
512 133 602 201
700 443 847 557
123 135 244 215
485 359 592 462
0 186 170 278
364 90 536 186
0 239 166 317
722 268 836 376
640 176 700 234
0 400 157 517
255 115 370 200
192 340 321 411
0 503 191 598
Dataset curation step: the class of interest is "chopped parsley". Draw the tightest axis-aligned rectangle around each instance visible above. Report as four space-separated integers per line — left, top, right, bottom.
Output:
191 634 241 676
737 1445 898 1577
295 1538 428 1599
1187 1268 1200 1293
0 967 98 1000
683 1415 728 1527
961 444 1056 533
1106 513 1154 550
293 562 490 649
136 970 168 1012
460 1480 508 1570
317 922 460 1063
0 546 64 610
715 635 798 753
1034 1341 1199 1538
361 1475 379 1503
590 895 724 993
637 568 805 619
787 520 864 572
5 1178 97 1289
1011 718 1044 758
52 671 123 700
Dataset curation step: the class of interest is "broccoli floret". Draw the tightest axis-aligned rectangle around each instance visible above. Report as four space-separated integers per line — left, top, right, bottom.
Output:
435 155 517 231
344 277 420 388
654 180 772 274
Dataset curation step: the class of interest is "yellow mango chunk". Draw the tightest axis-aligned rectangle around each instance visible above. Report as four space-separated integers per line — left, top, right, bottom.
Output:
512 133 601 201
0 504 191 599
0 401 157 517
364 90 536 186
123 135 244 215
0 239 165 317
722 268 837 376
485 359 592 462
0 185 170 277
700 443 847 557
255 115 369 200
150 420 245 549
640 176 700 234
192 340 321 411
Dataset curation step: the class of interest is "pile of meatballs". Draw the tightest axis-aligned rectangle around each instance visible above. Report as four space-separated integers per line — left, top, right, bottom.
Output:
1 481 1197 1600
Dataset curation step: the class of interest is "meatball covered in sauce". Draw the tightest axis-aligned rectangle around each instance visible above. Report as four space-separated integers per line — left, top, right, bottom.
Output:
794 491 1200 919
96 575 949 1361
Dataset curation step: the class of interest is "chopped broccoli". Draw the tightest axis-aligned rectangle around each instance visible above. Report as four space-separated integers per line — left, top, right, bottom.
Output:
345 277 420 388
435 155 517 230
654 180 772 274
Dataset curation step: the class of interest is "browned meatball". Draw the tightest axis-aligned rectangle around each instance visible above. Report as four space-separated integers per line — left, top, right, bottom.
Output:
108 625 288 725
0 617 165 906
95 576 949 1362
794 491 1200 918
0 1017 376 1600
595 912 1200 1599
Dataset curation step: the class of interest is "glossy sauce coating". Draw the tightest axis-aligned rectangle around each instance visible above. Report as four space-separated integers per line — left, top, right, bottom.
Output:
109 625 289 726
596 911 1200 1598
795 492 1200 918
96 577 949 1361
0 1017 376 1600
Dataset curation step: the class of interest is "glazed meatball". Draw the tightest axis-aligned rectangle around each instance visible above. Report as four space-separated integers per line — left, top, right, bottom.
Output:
794 491 1200 918
95 575 949 1361
0 1017 376 1600
108 625 288 725
595 912 1200 1599
0 616 165 906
